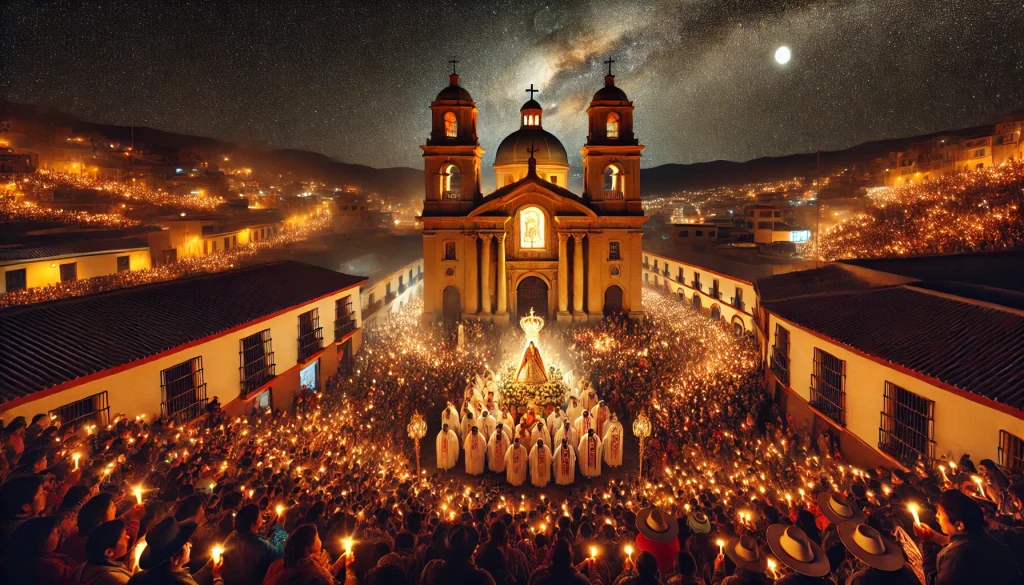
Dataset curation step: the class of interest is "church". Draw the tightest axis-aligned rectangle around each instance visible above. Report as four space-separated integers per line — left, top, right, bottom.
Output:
420 63 648 324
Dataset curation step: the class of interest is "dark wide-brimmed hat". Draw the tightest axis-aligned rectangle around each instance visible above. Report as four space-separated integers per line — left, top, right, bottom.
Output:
724 535 768 573
139 517 197 570
817 491 865 525
636 507 679 542
837 521 905 571
766 524 830 577
687 511 711 534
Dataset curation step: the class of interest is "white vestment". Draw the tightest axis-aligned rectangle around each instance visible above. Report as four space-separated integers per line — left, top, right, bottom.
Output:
480 412 496 440
436 428 460 470
532 422 551 447
574 413 596 438
505 444 528 486
602 421 624 467
529 442 552 487
547 408 565 432
442 406 461 438
581 390 599 412
578 434 603 477
595 403 609 437
566 396 582 423
554 423 579 453
461 415 477 440
554 443 576 485
487 430 510 473
501 412 516 433
463 431 486 475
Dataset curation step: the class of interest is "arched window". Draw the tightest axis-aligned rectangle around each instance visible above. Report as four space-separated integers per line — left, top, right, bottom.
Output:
606 112 620 139
444 112 458 138
519 206 545 249
603 165 623 198
441 164 461 199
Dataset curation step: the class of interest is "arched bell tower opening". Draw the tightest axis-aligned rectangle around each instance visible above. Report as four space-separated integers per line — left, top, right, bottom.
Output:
422 63 484 215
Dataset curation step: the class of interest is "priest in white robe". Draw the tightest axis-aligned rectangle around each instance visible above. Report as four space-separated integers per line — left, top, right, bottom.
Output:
441 403 461 438
595 401 610 437
574 410 596 438
553 438 576 485
436 423 460 471
531 420 550 447
578 429 603 478
461 411 476 440
463 426 486 475
487 424 510 473
566 395 582 423
554 419 579 454
485 390 500 413
505 437 528 486
581 388 599 412
602 413 624 468
529 439 552 488
480 410 497 441
500 410 516 434
547 408 564 432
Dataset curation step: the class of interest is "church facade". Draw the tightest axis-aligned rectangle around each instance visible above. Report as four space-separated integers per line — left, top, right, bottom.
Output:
420 67 647 324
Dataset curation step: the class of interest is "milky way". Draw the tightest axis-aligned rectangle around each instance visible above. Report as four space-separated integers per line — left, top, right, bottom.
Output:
3 0 1024 174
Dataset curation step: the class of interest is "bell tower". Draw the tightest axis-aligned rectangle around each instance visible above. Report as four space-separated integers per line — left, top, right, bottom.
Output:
581 57 644 215
422 60 485 216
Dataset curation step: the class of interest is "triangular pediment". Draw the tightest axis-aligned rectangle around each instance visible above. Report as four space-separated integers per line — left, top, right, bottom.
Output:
469 177 597 218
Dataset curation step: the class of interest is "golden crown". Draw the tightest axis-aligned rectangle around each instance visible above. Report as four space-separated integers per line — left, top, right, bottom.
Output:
519 307 545 341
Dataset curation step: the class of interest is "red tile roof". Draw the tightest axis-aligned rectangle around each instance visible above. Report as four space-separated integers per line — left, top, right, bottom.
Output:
764 286 1024 411
0 261 365 405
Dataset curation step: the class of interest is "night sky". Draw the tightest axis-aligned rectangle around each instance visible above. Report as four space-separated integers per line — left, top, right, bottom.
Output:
4 0 1024 172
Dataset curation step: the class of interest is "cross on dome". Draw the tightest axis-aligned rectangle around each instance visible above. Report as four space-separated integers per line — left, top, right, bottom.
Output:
448 56 460 75
526 84 539 100
604 56 616 76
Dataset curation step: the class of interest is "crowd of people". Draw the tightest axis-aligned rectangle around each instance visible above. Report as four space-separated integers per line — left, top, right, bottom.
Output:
1 289 1022 585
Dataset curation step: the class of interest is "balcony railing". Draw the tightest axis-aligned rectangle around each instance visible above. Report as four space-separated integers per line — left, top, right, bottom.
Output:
334 317 356 341
691 279 701 291
732 298 746 312
399 283 408 293
642 262 650 270
364 300 383 317
711 287 721 299
240 355 276 397
662 269 669 277
385 291 397 304
298 327 324 362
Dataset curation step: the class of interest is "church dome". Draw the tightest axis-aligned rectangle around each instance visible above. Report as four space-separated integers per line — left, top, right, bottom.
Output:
521 99 542 111
435 74 474 103
592 75 629 102
494 127 569 166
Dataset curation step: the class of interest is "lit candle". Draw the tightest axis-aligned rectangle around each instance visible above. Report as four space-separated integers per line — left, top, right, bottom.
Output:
589 546 598 561
908 503 921 526
211 545 223 564
133 538 147 571
72 453 81 470
767 558 779 579
972 475 986 498
133 486 144 506
276 504 284 517
343 538 353 556
716 538 725 556
624 545 633 562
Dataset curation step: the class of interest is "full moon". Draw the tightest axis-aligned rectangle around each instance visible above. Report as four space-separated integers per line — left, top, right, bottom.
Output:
775 46 792 65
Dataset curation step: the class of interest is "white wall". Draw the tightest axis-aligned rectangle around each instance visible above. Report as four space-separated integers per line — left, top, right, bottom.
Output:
1 288 361 422
642 251 756 332
360 259 424 327
768 312 1024 464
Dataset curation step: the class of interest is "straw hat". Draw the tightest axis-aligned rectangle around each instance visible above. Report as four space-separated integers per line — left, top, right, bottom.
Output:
817 491 865 525
766 524 831 577
139 517 197 570
636 507 679 543
837 521 905 572
687 511 711 534
724 535 767 573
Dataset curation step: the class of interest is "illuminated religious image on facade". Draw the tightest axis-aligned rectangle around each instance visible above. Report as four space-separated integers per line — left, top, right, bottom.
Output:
520 206 545 249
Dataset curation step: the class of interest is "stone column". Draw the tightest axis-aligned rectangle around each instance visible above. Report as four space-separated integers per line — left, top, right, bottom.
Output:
557 232 569 318
495 233 508 315
480 233 492 315
572 233 585 315
464 233 478 314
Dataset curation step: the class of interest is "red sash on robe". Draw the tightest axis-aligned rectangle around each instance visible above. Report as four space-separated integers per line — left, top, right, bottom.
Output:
611 432 620 458
495 439 504 466
588 437 597 468
442 434 449 459
561 450 570 476
513 448 521 471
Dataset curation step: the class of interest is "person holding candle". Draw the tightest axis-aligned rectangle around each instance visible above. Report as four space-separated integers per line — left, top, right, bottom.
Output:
62 493 143 564
126 516 223 585
911 489 1020 585
635 507 680 576
765 524 831 584
527 538 590 585
220 504 285 585
262 524 349 585
0 474 47 548
713 534 771 585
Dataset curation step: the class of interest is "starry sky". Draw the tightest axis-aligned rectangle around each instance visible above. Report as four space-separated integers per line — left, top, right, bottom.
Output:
4 0 1024 173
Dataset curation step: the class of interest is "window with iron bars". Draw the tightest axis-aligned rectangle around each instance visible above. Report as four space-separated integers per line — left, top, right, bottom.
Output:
160 357 208 423
999 430 1024 472
335 296 356 341
770 324 790 386
240 329 276 396
298 308 324 362
879 382 935 466
810 348 846 426
50 391 110 430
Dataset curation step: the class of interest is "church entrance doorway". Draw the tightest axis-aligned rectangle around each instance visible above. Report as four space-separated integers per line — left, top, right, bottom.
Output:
442 286 461 322
516 276 548 321
603 285 623 317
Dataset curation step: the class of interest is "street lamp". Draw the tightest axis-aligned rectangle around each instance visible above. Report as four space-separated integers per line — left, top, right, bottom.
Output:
407 412 427 477
632 411 651 481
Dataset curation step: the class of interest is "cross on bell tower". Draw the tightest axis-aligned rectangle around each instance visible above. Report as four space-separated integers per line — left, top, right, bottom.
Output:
604 56 616 76
449 56 460 75
525 84 539 100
